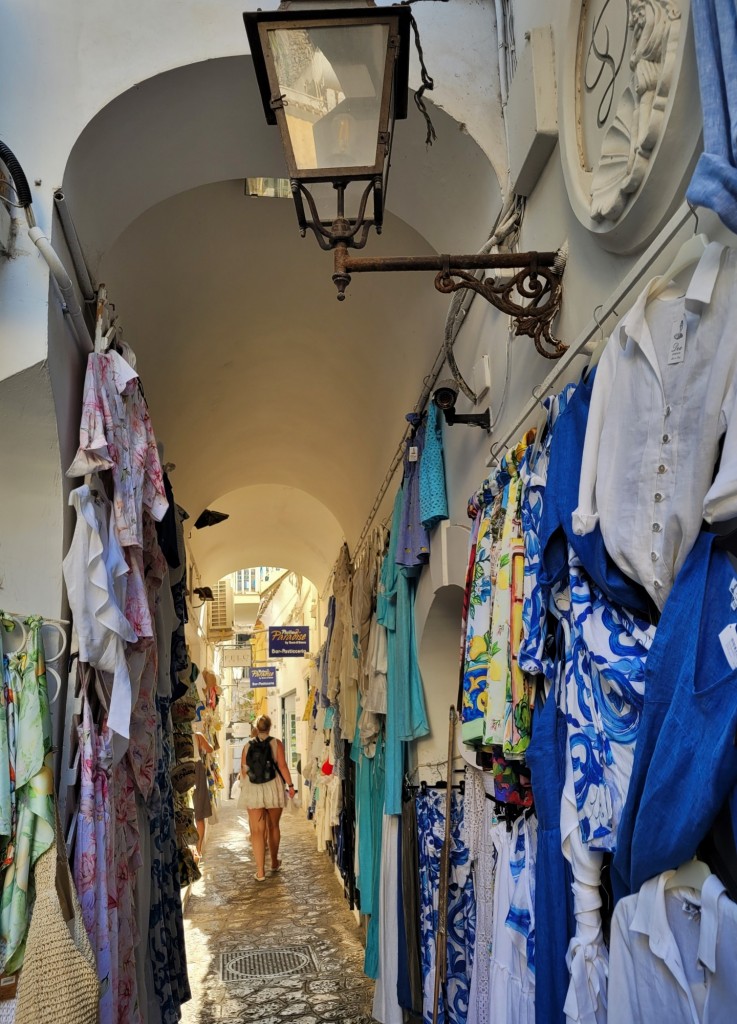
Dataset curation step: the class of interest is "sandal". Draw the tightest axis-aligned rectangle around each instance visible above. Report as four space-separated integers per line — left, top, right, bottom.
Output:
270 860 282 873
254 873 266 882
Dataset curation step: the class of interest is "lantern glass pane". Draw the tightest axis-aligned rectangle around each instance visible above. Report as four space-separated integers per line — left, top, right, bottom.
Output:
267 22 390 171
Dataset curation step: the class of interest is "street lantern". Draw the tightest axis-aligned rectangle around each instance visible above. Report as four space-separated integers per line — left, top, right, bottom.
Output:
244 2 410 246
244 1 567 358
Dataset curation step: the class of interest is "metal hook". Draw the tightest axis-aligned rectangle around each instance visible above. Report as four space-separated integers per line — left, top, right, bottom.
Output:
687 200 700 235
531 383 546 408
489 441 503 464
593 304 605 341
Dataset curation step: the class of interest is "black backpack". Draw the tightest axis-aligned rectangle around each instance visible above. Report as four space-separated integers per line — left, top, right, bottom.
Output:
245 736 277 784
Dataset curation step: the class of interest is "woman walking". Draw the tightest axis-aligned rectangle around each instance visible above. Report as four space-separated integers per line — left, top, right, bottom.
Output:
239 715 295 881
193 729 214 862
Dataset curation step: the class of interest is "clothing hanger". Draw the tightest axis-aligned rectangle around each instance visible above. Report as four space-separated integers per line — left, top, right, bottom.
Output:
664 857 711 893
585 304 615 376
94 285 107 353
713 530 737 576
528 385 550 464
649 202 710 302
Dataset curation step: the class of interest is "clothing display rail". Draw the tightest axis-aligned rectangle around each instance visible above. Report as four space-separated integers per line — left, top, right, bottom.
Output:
487 202 694 465
0 611 69 704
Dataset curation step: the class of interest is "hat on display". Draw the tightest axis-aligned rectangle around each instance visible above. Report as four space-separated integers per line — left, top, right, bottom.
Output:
171 761 197 794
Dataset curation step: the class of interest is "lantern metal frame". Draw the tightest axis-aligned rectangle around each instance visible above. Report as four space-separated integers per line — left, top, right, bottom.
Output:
243 3 567 358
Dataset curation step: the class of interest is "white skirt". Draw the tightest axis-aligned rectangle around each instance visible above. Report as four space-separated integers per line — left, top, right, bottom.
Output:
237 774 286 810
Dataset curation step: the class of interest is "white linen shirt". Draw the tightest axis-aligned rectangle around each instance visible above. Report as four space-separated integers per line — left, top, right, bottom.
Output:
608 872 737 1024
573 243 737 608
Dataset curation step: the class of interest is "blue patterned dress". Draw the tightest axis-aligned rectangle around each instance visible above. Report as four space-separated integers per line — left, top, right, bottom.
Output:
417 789 475 1024
564 554 655 851
519 383 577 678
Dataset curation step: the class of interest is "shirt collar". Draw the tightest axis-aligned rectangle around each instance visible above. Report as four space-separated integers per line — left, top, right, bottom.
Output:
631 871 726 978
615 241 725 349
697 873 726 974
630 872 675 964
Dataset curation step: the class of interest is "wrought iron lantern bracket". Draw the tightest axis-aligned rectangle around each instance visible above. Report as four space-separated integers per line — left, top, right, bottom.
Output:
331 239 568 360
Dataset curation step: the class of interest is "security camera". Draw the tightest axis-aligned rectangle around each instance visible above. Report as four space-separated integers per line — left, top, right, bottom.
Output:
432 379 460 411
432 377 491 432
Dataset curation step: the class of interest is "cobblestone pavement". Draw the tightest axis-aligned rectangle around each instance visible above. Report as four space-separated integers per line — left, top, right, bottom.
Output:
181 798 377 1024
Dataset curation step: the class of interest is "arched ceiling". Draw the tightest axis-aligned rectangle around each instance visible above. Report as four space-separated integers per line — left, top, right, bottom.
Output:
186 485 343 587
65 57 500 587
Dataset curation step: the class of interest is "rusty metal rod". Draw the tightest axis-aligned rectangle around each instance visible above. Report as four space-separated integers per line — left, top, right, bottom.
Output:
342 250 558 273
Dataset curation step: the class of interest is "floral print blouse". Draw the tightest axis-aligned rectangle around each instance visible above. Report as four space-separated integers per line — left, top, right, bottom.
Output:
67 351 168 549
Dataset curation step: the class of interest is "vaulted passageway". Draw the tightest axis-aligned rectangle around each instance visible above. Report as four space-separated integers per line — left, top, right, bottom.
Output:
57 55 500 586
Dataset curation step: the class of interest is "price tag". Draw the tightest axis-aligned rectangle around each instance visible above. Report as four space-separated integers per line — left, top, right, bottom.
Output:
0 975 18 1000
408 446 419 463
667 313 686 365
719 622 737 670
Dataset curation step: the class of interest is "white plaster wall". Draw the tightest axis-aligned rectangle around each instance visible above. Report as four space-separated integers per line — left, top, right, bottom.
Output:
0 363 64 618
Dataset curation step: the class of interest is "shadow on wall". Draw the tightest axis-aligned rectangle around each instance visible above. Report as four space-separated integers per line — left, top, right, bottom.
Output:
414 583 464 770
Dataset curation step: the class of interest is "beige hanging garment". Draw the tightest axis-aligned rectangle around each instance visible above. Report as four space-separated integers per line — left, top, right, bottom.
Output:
15 807 99 1024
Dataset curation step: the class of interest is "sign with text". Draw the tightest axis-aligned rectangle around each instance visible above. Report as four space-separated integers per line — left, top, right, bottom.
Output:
268 625 310 657
221 647 253 669
249 666 277 688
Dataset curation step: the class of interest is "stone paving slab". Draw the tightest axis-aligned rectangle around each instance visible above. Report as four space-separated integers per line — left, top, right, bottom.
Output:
180 799 378 1023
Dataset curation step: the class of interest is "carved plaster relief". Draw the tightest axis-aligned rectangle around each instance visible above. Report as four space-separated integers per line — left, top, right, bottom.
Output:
559 0 701 254
590 1 681 222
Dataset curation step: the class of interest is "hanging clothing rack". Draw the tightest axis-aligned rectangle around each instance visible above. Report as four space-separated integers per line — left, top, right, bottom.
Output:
1 610 70 627
352 202 694 558
486 201 694 464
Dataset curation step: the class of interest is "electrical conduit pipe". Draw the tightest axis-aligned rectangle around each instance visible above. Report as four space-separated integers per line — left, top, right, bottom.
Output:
0 138 92 353
26 224 92 353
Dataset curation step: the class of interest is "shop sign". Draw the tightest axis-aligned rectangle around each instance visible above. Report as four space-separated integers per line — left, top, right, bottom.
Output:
250 666 277 688
221 647 252 669
268 626 310 657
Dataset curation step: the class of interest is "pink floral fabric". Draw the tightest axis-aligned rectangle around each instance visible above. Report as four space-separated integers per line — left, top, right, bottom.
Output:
124 546 153 642
74 680 115 1024
67 351 168 548
66 351 168 642
113 760 143 1024
127 513 166 799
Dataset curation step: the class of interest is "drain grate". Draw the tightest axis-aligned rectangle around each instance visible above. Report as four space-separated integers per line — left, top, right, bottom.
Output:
220 944 319 981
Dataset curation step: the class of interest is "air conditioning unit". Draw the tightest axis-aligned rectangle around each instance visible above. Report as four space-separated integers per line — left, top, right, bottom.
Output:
207 580 234 639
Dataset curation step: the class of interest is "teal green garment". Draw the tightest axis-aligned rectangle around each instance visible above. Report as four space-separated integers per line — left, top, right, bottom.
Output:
396 571 429 745
0 624 12 841
352 701 373 913
378 493 403 818
419 401 449 529
378 489 430 816
0 617 54 974
363 732 385 979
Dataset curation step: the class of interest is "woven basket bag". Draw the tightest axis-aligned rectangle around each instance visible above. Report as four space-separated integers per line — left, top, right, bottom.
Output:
15 808 99 1024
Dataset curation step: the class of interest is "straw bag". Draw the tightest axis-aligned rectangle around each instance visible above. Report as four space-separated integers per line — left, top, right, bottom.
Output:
15 808 99 1024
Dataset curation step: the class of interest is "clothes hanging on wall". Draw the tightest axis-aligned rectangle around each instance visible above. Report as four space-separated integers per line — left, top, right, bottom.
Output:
464 767 497 1024
0 617 55 975
487 816 536 1024
687 0 737 234
372 813 403 1024
615 531 737 898
573 243 737 609
608 871 737 1024
419 402 449 531
416 787 475 1024
58 335 195 1023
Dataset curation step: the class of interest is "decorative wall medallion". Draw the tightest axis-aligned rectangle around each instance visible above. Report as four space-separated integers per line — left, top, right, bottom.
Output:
560 0 702 254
